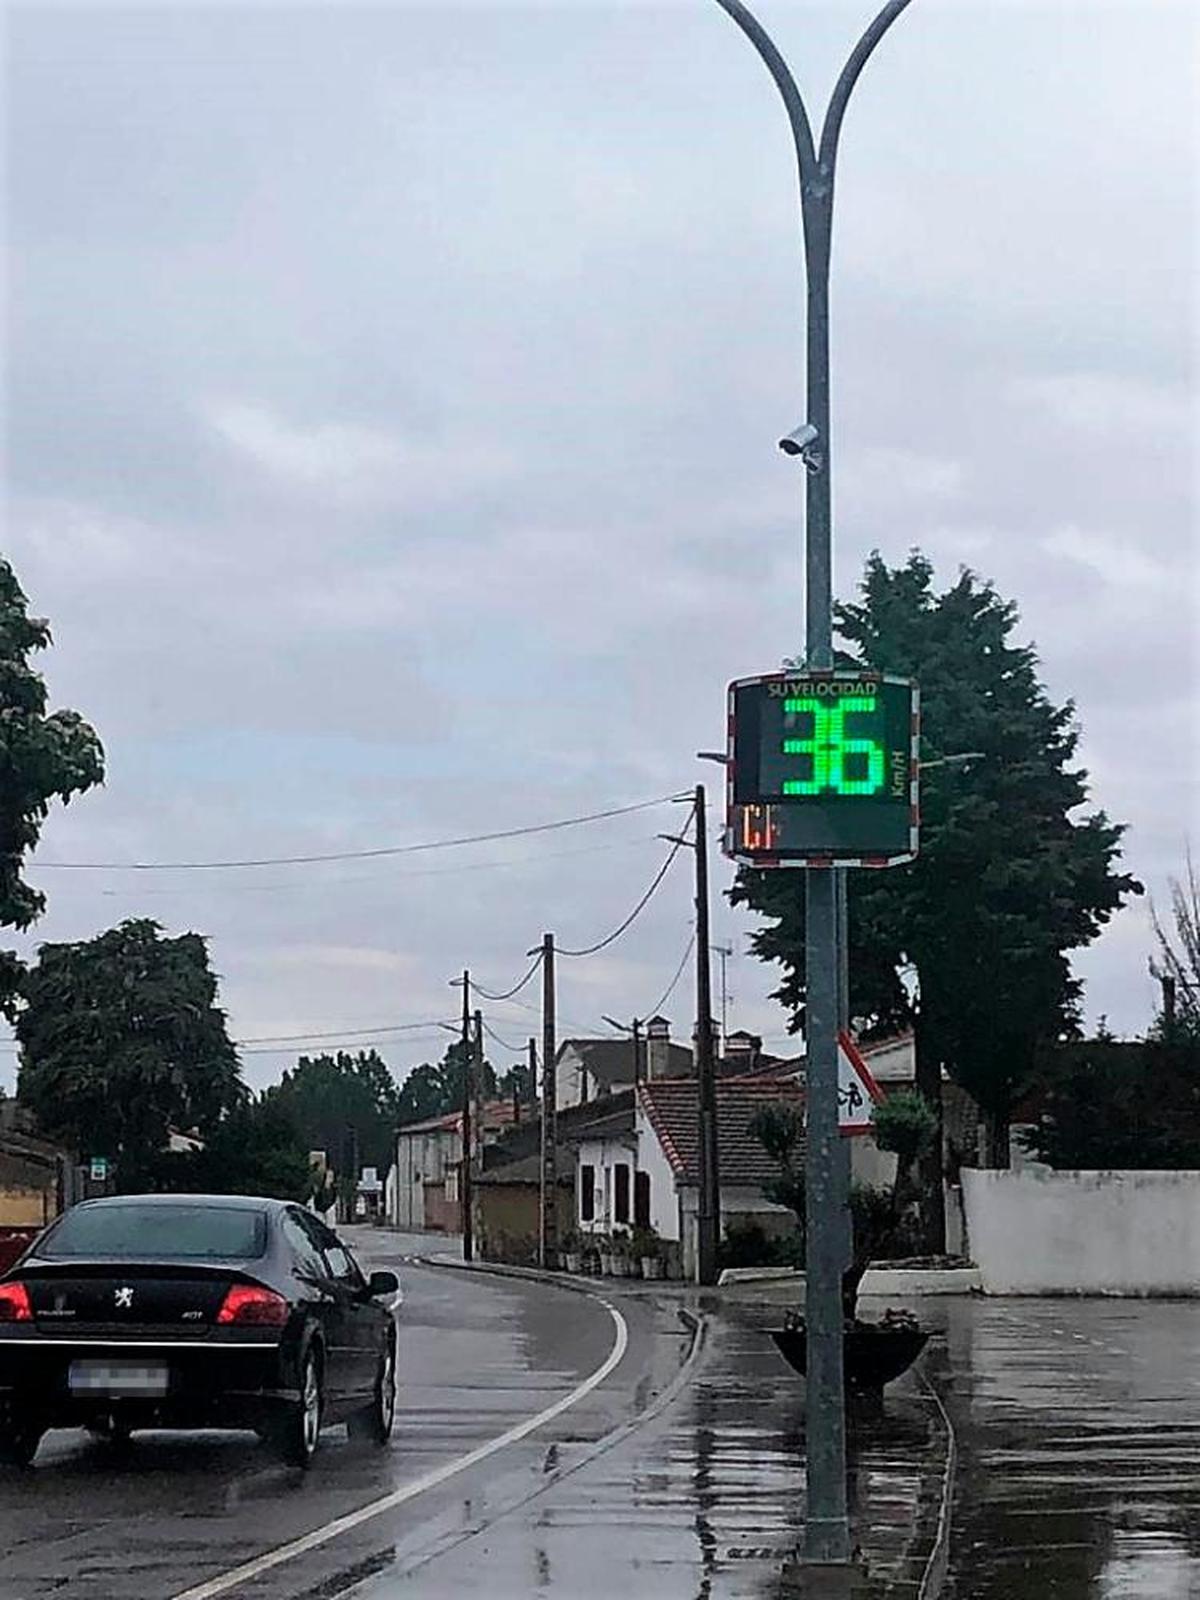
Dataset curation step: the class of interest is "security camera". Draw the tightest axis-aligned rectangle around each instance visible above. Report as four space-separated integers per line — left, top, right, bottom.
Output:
778 423 823 472
778 423 818 456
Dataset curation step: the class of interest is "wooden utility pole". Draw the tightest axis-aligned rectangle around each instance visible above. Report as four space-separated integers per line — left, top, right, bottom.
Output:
538 933 558 1268
694 785 721 1286
459 969 473 1263
528 1037 539 1113
472 1008 484 1254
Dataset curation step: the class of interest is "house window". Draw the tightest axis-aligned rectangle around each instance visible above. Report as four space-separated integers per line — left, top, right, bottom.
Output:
634 1170 651 1230
580 1164 596 1223
614 1162 630 1225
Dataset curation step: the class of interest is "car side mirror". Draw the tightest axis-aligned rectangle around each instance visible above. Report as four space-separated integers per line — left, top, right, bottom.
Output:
367 1270 400 1298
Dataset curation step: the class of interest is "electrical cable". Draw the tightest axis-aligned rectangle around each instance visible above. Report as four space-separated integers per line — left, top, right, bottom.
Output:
38 793 689 872
238 1029 452 1058
236 1017 458 1046
70 833 667 899
557 810 694 958
481 1018 527 1054
643 928 696 1020
472 950 544 1003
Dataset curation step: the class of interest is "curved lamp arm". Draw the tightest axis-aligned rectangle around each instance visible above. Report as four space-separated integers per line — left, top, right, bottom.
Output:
818 0 914 177
712 0 915 225
711 0 818 191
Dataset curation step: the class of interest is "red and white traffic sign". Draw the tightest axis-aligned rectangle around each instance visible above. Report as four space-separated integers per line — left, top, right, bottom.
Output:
837 1030 884 1135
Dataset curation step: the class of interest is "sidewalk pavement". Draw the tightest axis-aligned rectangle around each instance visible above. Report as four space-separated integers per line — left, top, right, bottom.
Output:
393 1240 951 1599
359 1229 1200 1598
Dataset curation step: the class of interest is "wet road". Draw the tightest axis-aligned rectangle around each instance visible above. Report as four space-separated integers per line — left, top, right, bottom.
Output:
4 1238 1195 1600
0 1233 689 1600
343 1294 946 1600
930 1298 1200 1600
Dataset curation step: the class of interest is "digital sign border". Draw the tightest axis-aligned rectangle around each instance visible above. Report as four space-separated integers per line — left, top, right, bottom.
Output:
724 670 920 869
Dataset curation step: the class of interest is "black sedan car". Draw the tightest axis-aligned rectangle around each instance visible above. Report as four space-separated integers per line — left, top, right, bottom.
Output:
0 1194 399 1469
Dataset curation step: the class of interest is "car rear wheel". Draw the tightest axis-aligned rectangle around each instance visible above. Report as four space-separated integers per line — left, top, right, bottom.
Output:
0 1413 44 1468
276 1349 323 1469
348 1341 396 1446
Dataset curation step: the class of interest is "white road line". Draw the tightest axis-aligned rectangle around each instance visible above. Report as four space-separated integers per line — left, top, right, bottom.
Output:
167 1298 629 1600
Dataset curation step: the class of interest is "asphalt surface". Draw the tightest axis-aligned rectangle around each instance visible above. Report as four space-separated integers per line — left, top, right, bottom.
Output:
0 1230 688 1600
931 1298 1200 1600
3 1231 1196 1600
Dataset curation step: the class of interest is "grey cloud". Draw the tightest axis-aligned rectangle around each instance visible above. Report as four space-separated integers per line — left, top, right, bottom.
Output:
2 0 1194 1093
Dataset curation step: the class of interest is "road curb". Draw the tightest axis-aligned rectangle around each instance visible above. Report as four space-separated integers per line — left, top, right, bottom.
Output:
913 1348 958 1600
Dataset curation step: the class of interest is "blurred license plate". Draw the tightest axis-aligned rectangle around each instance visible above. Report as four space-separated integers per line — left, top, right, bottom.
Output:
69 1361 169 1397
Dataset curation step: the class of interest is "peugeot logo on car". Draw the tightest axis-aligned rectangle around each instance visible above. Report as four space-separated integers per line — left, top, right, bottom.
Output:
114 1286 134 1309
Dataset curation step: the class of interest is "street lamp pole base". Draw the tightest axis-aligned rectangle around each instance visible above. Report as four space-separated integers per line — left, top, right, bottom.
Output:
778 1553 873 1599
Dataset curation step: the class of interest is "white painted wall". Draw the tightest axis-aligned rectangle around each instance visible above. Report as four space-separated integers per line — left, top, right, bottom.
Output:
556 1047 587 1112
634 1107 680 1241
575 1136 639 1236
962 1169 1200 1295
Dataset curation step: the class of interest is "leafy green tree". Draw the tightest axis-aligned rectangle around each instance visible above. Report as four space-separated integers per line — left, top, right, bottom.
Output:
169 1097 315 1200
394 1039 498 1127
1019 1036 1200 1169
0 559 104 1016
872 1089 938 1227
733 553 1140 1244
268 1049 402 1178
746 1100 921 1319
16 919 243 1183
496 1059 535 1108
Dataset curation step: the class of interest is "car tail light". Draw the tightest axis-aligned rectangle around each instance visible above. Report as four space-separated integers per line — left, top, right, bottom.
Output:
217 1284 289 1327
0 1282 32 1323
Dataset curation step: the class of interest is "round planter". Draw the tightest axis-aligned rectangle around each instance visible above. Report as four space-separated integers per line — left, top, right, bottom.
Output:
770 1317 928 1395
563 1252 582 1275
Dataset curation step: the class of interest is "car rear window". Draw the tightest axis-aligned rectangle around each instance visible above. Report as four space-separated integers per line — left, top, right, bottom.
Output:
39 1204 268 1260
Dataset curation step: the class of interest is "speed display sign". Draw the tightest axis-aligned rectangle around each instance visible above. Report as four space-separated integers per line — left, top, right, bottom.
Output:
725 670 919 867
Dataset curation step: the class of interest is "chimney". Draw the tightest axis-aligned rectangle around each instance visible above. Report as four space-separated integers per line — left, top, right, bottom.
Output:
722 1030 762 1075
645 1016 672 1081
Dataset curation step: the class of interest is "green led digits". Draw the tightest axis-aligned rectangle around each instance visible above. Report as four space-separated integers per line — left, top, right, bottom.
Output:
781 697 884 796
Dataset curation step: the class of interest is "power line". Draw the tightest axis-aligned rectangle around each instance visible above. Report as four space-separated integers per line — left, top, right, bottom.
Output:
37 793 689 873
238 1030 452 1058
472 951 544 1003
481 1018 527 1053
68 834 667 899
236 1018 457 1046
0 1021 459 1059
558 814 694 959
643 928 696 1020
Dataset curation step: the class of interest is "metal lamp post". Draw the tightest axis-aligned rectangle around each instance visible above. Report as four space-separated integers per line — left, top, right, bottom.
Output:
711 0 915 1570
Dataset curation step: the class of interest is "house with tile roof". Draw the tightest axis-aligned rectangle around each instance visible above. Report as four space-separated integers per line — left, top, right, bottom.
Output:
575 1077 803 1278
554 1016 693 1109
388 1098 520 1232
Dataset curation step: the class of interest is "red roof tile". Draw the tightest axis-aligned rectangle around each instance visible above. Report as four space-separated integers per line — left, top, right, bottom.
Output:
637 1077 804 1187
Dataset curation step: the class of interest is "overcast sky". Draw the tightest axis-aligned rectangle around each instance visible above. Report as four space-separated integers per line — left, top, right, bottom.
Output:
2 0 1196 1096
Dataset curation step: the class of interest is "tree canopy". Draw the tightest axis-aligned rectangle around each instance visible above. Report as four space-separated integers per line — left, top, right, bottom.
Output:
733 552 1141 1190
394 1039 498 1127
268 1050 403 1177
0 559 104 1016
16 918 243 1184
1019 1036 1200 1169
